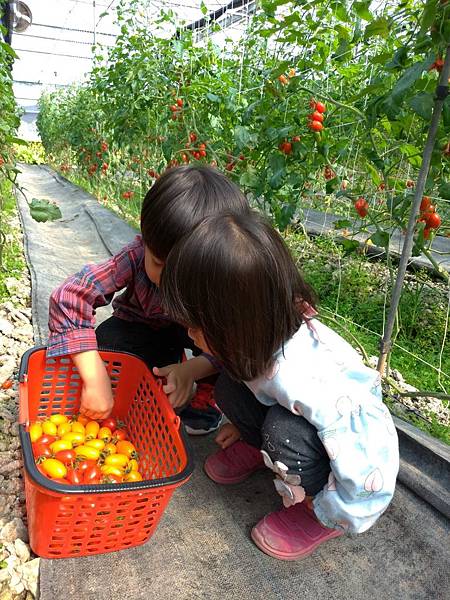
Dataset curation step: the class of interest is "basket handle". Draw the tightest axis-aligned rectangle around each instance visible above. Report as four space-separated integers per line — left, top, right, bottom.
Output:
19 374 30 425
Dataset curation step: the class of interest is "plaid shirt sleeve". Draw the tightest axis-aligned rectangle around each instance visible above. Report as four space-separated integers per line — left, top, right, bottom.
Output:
47 236 143 357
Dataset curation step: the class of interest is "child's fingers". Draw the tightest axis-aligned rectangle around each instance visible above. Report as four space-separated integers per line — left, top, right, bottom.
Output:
153 364 175 377
162 382 176 394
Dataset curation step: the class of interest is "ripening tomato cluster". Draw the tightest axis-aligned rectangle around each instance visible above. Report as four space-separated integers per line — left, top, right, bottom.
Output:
169 97 184 120
183 134 208 161
307 99 326 132
354 197 369 218
29 413 142 485
418 196 441 239
122 190 134 199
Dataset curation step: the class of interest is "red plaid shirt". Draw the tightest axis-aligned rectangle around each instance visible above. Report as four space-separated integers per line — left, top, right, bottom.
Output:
47 235 171 357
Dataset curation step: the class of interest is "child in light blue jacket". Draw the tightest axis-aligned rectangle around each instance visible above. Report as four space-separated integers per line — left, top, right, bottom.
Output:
161 210 399 560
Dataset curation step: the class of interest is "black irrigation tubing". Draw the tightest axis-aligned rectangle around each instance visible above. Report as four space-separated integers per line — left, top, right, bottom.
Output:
377 45 450 376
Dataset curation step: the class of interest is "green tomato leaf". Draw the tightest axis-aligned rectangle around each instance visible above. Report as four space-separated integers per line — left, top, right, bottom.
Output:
240 167 260 189
391 56 434 99
370 230 390 248
29 198 62 223
364 17 389 40
409 92 434 121
353 1 373 22
334 219 352 229
269 153 286 189
234 125 258 150
400 144 422 168
385 46 408 70
439 181 450 200
419 0 437 36
206 93 221 103
340 239 360 255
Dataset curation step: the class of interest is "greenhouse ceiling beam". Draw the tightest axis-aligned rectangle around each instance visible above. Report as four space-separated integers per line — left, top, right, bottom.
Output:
178 0 254 34
14 47 91 60
32 22 116 37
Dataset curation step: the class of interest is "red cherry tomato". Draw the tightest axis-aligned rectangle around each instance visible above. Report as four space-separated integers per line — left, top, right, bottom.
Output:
100 417 117 432
309 120 324 131
66 467 83 485
32 443 52 459
77 459 97 473
36 434 57 445
426 212 441 229
311 111 324 122
83 465 102 484
420 196 432 212
315 101 326 113
114 429 128 441
55 449 76 466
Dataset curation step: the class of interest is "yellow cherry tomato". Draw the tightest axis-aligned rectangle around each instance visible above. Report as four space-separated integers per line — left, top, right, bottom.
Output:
62 432 85 446
128 459 139 472
86 439 105 451
49 414 68 425
74 445 101 461
115 441 137 459
41 458 67 479
50 439 73 453
71 421 85 434
103 443 117 456
85 421 100 439
104 454 128 468
29 423 43 443
97 427 112 442
125 471 143 482
42 420 58 436
57 422 72 437
100 465 123 476
77 414 89 426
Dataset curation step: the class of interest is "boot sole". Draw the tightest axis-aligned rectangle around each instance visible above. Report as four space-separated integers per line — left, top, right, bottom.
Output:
251 524 342 560
203 461 265 485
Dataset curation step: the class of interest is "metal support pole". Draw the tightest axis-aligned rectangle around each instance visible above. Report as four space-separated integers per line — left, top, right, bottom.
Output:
93 0 96 45
377 45 450 375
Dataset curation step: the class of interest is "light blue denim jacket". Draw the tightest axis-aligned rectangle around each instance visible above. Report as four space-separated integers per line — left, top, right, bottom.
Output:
245 319 399 535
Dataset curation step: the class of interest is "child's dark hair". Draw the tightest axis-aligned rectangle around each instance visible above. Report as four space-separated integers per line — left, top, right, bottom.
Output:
161 211 316 381
140 165 249 260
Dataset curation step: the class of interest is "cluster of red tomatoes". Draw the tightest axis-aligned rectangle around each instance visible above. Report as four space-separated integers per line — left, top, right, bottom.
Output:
181 133 208 162
29 414 142 485
277 68 296 85
81 140 109 177
122 190 134 200
354 197 369 218
307 99 326 132
169 98 184 121
278 136 301 155
418 196 441 239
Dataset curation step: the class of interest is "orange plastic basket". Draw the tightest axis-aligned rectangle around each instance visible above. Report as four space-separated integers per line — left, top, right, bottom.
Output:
19 347 193 559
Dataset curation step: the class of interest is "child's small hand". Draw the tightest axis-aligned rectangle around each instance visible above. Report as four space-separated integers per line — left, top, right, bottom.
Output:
71 350 114 420
215 423 241 449
79 380 114 420
153 363 195 408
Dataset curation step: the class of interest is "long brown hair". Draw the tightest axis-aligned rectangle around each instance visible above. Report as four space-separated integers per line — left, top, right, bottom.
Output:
161 211 316 380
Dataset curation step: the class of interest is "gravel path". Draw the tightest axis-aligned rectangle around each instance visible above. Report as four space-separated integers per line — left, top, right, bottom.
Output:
0 212 39 599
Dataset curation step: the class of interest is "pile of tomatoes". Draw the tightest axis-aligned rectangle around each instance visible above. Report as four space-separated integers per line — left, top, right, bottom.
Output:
418 196 441 239
307 99 326 132
29 414 143 485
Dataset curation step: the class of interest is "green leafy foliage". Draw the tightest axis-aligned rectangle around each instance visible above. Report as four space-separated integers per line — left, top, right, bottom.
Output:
29 198 62 223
